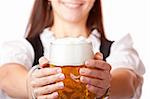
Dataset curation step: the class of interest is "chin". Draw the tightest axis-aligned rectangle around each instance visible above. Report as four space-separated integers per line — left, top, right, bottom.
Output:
62 14 85 23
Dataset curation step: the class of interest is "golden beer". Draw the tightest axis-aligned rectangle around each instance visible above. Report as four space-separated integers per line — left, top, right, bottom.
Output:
49 38 95 99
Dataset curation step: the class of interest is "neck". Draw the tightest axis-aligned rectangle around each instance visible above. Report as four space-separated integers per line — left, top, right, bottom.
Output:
51 16 89 38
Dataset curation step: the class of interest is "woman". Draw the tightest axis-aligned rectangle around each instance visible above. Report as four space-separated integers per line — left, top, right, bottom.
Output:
0 0 145 99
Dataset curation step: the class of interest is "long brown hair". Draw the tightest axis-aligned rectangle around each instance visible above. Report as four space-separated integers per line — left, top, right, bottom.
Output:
26 0 106 40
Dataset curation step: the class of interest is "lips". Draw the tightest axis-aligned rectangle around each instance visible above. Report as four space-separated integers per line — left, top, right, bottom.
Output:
61 2 84 9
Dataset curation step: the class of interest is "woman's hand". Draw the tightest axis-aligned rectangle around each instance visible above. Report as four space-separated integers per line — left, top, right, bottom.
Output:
79 52 111 98
29 57 65 99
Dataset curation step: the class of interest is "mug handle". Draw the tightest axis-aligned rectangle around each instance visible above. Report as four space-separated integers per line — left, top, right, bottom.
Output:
26 65 41 99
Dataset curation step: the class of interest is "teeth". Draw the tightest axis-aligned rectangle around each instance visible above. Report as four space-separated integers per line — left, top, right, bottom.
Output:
63 2 82 9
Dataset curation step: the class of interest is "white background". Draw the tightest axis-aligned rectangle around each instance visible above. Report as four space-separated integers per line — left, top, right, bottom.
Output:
0 0 149 98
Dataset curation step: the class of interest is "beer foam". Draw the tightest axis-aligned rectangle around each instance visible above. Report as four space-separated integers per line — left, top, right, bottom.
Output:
52 37 91 44
49 37 94 66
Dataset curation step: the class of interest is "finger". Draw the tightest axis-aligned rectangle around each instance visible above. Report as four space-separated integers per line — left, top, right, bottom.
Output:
85 59 111 71
39 57 49 68
79 68 110 80
34 82 64 96
86 84 106 98
32 67 62 78
31 73 65 87
94 52 103 60
80 76 110 88
37 92 58 99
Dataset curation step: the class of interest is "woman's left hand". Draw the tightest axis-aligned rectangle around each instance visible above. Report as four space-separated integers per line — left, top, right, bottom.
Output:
79 52 111 98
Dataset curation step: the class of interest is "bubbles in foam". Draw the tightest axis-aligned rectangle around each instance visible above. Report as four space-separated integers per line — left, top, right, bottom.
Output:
49 37 94 66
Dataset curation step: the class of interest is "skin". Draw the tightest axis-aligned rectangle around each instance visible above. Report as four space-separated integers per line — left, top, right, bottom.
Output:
0 64 28 99
0 0 143 99
30 52 111 99
50 0 95 38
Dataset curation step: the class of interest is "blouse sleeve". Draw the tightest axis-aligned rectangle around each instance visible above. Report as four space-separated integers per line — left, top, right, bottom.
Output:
0 39 34 70
106 34 145 75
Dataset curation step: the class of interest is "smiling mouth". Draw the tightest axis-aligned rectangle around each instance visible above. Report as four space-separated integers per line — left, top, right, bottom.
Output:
62 2 83 9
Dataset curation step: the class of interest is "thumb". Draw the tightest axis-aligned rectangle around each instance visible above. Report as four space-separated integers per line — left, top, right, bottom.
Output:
38 56 49 68
94 52 103 60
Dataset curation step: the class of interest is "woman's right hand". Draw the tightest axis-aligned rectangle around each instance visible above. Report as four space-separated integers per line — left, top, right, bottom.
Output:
30 57 65 99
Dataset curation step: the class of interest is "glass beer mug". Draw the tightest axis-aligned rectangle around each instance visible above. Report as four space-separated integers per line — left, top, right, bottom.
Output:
49 37 95 99
28 37 96 99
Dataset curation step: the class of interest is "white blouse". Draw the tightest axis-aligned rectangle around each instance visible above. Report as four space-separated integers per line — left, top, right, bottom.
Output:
0 29 145 99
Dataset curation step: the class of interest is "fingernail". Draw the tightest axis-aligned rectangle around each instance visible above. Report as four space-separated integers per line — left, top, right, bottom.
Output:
80 76 84 83
97 55 102 59
80 68 85 74
39 57 48 65
85 61 90 66
57 68 62 73
59 73 65 80
58 82 64 89
53 92 58 98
